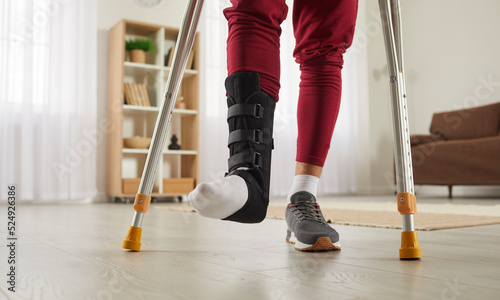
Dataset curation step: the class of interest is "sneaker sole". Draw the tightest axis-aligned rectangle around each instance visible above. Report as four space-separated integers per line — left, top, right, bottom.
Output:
286 232 341 252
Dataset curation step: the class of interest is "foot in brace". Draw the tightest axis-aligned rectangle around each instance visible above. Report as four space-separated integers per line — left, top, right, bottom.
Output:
285 175 341 251
188 72 275 223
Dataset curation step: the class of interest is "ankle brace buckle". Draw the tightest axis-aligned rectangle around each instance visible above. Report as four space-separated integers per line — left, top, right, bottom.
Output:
253 152 262 169
254 104 264 119
254 130 263 144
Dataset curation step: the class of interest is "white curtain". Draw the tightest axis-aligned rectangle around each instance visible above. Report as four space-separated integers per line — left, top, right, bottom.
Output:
0 0 97 202
199 0 358 197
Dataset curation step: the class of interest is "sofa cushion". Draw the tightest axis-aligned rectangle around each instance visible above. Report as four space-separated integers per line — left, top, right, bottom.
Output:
412 136 500 185
429 102 500 140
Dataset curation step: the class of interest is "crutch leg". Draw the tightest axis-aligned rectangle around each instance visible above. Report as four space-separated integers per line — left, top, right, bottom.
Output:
378 0 422 259
121 0 205 251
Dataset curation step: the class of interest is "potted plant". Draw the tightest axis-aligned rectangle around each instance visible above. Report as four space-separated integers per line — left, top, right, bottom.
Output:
125 37 155 64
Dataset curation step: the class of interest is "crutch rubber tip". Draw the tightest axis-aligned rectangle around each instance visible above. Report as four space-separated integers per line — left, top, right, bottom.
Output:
122 226 142 251
399 231 421 260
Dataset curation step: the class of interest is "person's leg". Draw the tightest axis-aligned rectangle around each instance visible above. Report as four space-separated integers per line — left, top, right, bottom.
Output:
294 0 358 170
188 0 288 222
225 0 288 101
286 0 358 251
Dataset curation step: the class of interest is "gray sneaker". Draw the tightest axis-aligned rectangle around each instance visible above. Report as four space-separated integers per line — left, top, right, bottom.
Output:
285 191 341 251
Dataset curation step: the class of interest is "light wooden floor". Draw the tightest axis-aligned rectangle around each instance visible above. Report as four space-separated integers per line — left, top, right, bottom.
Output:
1 203 500 300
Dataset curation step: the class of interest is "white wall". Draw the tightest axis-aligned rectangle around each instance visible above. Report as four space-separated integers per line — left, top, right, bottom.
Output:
95 0 500 199
96 0 189 200
360 0 500 196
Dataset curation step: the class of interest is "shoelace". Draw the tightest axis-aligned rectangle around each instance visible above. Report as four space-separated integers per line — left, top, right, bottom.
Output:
291 201 325 224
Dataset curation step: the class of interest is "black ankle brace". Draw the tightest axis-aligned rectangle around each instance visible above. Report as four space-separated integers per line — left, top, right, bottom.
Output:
222 72 276 223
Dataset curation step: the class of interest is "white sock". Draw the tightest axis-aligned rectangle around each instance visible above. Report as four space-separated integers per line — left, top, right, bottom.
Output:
287 175 319 202
188 175 248 219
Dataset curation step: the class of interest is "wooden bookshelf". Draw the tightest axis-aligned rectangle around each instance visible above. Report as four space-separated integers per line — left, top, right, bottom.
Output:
106 19 199 200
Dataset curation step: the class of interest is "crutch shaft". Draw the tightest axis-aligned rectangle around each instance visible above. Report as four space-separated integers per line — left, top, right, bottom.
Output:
378 0 421 259
132 211 144 227
137 0 204 199
389 0 404 74
402 214 414 231
379 0 413 195
122 0 205 251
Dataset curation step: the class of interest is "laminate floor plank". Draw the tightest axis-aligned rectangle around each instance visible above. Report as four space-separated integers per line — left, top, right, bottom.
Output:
256 264 498 300
1 203 499 300
3 243 118 300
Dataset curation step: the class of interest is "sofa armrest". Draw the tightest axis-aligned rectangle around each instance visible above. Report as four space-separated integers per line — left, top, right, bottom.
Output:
410 134 444 146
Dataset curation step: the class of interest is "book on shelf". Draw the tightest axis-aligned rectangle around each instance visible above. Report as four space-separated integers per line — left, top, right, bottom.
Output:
124 83 151 106
166 46 175 67
165 46 172 66
165 45 195 69
187 49 195 69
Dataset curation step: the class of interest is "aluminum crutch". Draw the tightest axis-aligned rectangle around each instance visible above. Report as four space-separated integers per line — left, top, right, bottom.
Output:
122 0 205 251
378 0 422 259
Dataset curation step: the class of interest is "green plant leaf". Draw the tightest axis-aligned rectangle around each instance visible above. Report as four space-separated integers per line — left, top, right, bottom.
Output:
125 37 156 54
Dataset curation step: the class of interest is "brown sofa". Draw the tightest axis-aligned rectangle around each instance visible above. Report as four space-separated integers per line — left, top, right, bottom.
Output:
409 102 500 197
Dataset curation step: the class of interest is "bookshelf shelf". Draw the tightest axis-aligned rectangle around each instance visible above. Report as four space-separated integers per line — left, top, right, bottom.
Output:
124 61 161 70
123 105 198 115
122 149 198 155
123 105 159 112
163 67 198 78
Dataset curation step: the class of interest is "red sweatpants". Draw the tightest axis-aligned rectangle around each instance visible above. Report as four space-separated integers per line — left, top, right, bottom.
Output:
224 0 358 167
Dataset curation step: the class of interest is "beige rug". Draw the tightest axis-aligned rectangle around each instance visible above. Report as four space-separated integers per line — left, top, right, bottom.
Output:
154 202 500 231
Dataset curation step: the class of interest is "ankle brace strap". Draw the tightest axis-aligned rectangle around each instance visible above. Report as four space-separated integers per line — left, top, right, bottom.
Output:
227 103 264 119
228 151 263 171
228 129 264 146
